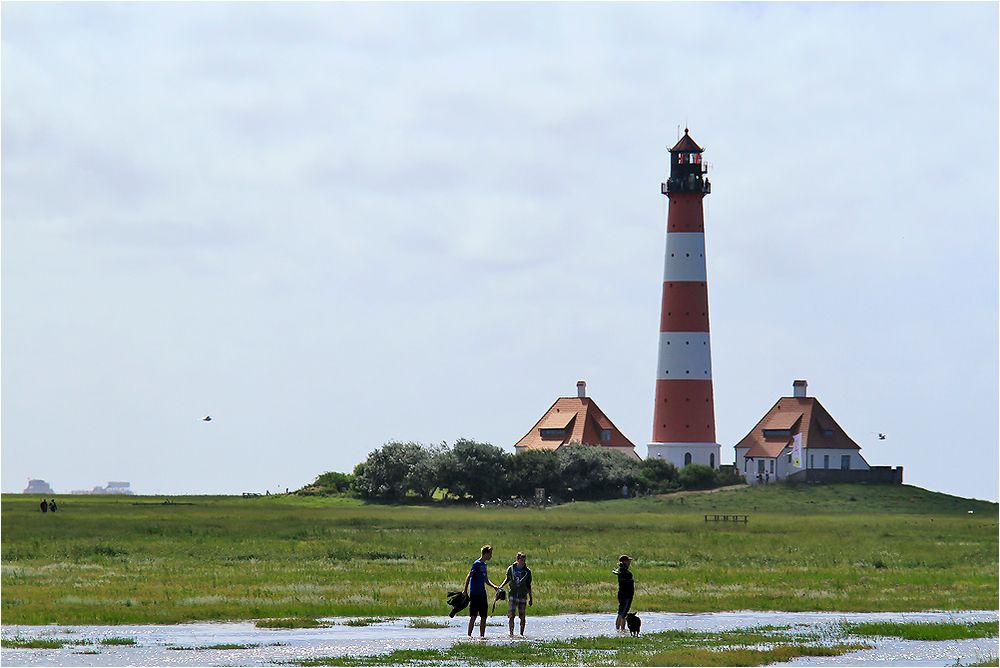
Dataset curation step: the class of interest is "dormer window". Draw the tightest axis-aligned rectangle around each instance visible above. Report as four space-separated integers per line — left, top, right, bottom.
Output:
763 428 792 438
539 428 566 438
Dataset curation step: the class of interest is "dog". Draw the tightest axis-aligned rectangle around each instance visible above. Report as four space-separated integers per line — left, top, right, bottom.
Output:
625 612 641 636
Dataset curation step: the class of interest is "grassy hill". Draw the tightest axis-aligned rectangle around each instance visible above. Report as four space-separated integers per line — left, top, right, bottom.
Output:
2 483 996 625
574 483 999 515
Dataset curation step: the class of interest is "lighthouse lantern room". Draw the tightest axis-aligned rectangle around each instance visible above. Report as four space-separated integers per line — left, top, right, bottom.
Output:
648 129 721 470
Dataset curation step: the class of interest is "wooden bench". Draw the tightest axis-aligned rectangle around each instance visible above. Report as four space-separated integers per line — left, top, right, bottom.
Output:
704 514 749 523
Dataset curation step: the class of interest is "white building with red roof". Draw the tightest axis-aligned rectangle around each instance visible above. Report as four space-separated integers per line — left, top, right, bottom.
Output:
515 381 639 460
734 380 871 484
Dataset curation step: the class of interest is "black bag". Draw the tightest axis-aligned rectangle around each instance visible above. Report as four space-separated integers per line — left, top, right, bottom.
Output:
446 590 470 618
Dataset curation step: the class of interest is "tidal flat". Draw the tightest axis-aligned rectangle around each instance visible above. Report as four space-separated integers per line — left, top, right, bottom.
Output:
1 612 996 667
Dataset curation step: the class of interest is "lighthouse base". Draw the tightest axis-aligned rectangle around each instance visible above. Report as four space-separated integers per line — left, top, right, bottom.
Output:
647 442 721 470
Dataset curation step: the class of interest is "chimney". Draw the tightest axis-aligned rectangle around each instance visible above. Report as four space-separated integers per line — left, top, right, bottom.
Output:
792 379 808 398
577 380 587 398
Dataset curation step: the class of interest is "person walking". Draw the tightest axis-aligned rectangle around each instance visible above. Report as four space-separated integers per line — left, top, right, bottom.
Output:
48 499 57 512
39 499 48 513
613 554 634 632
463 544 500 638
498 551 533 636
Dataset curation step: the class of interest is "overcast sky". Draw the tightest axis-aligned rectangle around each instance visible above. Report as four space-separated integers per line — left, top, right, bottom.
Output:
3 2 997 501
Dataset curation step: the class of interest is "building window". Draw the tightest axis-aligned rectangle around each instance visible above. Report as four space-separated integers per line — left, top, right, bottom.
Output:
684 452 692 466
743 459 748 472
823 454 830 469
757 459 765 474
763 429 792 438
841 455 850 470
601 429 612 443
787 453 792 463
539 428 566 438
769 459 774 473
810 454 814 468
709 453 715 468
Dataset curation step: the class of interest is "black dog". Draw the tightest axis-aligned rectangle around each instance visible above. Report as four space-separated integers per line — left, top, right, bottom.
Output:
625 612 641 636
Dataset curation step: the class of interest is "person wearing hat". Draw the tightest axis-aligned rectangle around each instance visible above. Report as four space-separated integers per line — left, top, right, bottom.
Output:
463 544 501 637
613 554 634 631
498 551 533 636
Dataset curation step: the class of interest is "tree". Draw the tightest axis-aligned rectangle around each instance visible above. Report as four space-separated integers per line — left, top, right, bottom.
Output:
353 441 428 499
445 439 511 501
506 449 561 499
406 443 450 500
556 444 642 500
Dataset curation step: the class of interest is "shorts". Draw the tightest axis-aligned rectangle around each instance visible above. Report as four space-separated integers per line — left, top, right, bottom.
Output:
508 597 527 616
469 594 488 619
617 595 633 616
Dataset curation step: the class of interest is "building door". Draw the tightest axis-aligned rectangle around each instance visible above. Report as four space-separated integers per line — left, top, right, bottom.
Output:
684 452 692 466
841 455 850 470
823 454 829 469
709 453 715 468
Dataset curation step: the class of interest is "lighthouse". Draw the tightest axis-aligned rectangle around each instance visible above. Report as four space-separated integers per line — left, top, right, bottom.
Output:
647 129 721 470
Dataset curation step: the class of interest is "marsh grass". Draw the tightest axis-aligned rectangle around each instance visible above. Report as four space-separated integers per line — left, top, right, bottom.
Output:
968 658 999 667
841 620 998 641
1 636 68 649
343 617 395 626
295 627 871 666
99 636 136 645
256 617 328 628
2 486 996 624
202 643 261 650
407 618 451 628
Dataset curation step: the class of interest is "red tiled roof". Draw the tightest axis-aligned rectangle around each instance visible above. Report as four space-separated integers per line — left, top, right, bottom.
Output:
515 397 638 458
735 396 861 458
671 130 703 153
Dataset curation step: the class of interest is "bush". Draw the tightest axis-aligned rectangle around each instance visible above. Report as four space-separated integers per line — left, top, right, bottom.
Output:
638 457 680 494
678 463 717 490
298 471 355 496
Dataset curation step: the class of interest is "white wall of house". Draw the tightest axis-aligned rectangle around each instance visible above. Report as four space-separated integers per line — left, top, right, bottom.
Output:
735 447 870 484
803 449 870 471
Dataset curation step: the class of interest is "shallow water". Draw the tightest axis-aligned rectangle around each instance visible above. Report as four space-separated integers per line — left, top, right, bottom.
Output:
2 611 997 666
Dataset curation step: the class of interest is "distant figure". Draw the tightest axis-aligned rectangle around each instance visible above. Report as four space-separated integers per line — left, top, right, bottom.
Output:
48 499 57 512
613 554 634 632
878 433 886 440
39 499 48 513
202 415 212 422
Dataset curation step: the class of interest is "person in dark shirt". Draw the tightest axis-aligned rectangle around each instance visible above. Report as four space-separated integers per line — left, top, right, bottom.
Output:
463 544 500 637
613 554 634 631
48 499 57 512
39 499 48 513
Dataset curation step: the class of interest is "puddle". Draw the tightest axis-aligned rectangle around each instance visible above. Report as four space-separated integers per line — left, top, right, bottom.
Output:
2 610 996 666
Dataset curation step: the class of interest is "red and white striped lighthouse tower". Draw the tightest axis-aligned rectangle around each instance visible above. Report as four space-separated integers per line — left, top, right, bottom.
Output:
648 129 721 469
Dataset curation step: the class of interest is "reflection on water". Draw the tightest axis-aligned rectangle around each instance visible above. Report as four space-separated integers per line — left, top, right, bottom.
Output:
2 611 996 666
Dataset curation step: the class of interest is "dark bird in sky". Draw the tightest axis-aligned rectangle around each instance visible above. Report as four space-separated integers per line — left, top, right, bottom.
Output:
202 415 212 422
878 433 886 440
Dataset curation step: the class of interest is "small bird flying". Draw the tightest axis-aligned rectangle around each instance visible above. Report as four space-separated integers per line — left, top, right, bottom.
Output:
878 433 886 440
202 415 212 422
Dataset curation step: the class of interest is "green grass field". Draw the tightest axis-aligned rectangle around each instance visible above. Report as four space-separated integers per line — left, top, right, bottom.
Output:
2 484 996 625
